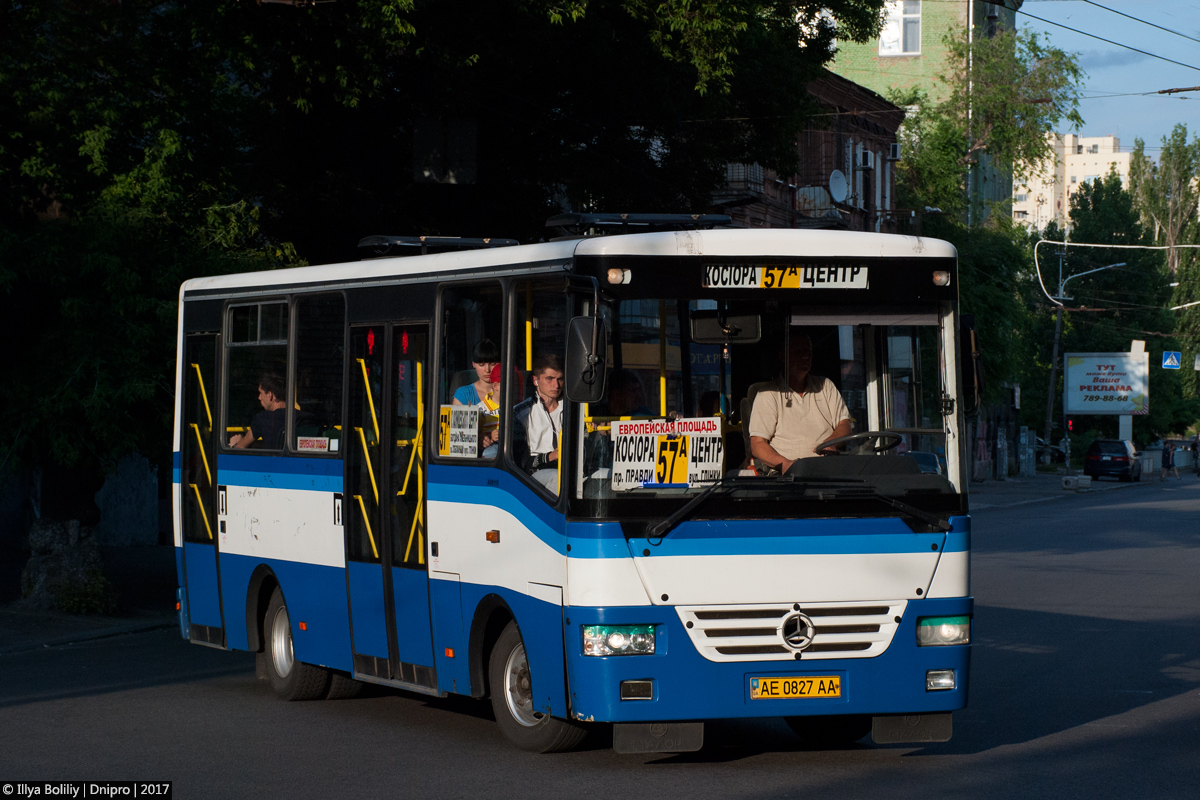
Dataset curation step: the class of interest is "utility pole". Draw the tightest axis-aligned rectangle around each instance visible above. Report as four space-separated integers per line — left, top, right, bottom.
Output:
1042 249 1065 464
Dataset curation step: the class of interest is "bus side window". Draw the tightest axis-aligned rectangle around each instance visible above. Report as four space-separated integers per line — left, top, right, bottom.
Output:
225 302 289 450
437 283 503 459
510 280 571 498
293 294 345 454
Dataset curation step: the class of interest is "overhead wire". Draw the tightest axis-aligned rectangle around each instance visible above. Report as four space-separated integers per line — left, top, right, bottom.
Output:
1017 7 1200 73
1078 0 1200 47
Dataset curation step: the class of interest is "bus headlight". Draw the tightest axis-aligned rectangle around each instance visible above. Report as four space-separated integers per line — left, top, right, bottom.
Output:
583 625 655 656
916 616 970 646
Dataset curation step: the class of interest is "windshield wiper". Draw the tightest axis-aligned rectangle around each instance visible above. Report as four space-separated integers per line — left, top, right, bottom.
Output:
644 474 871 540
805 485 952 532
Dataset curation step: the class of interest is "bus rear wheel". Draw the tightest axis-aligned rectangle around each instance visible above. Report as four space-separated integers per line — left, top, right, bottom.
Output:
488 621 586 753
264 587 330 701
785 714 872 748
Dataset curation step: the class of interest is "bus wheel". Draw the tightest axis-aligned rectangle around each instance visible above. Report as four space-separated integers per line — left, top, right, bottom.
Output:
264 588 330 701
785 715 872 748
488 621 586 753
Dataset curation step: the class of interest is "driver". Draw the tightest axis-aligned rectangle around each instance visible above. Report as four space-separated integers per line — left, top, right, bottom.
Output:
748 332 851 474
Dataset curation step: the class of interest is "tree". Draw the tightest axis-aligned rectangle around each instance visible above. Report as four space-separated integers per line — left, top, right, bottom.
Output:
891 28 1083 223
0 0 892 512
1130 125 1200 274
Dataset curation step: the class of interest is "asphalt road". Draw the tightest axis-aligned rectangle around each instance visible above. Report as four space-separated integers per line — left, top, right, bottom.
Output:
2 481 1198 799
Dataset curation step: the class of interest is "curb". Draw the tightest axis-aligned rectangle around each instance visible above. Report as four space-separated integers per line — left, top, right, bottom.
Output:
0 616 176 657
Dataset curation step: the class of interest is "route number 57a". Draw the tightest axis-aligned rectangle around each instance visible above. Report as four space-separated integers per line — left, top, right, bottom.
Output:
656 436 689 484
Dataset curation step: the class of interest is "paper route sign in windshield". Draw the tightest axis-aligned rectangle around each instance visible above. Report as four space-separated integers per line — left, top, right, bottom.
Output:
611 418 725 491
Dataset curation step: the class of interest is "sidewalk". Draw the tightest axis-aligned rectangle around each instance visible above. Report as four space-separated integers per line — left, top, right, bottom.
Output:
0 544 177 655
969 469 1156 509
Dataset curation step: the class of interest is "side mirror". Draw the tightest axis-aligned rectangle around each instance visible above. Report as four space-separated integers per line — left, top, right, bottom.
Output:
565 316 608 403
690 312 762 344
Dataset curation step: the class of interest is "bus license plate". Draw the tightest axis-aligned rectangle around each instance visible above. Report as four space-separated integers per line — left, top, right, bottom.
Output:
750 676 841 699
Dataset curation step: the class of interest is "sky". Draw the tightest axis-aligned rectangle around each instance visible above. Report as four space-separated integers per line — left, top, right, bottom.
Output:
1019 0 1200 154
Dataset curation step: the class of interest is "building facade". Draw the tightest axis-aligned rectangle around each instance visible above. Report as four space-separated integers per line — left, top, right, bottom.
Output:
1012 134 1133 231
828 1 1023 218
712 70 905 233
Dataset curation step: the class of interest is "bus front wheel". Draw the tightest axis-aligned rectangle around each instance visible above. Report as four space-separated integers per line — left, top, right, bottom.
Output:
264 587 330 701
488 621 586 753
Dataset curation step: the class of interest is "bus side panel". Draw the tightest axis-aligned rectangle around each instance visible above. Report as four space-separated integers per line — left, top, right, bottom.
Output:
215 455 349 669
392 567 435 668
346 561 390 658
458 581 568 717
218 553 353 671
427 465 569 717
182 543 223 628
430 573 470 694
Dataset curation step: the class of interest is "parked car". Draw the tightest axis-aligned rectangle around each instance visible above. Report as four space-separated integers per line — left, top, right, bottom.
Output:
1083 439 1141 482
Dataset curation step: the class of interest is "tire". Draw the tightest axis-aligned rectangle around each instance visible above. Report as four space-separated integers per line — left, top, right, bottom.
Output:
264 587 330 701
488 621 586 753
785 715 872 748
325 671 364 700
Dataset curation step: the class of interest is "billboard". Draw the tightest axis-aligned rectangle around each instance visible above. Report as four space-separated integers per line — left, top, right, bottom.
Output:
1064 352 1149 415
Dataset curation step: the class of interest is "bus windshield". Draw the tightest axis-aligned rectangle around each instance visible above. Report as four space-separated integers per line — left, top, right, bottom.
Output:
575 298 961 507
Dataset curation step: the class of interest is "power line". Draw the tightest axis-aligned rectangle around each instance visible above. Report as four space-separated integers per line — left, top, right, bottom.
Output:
1018 8 1200 73
1079 0 1200 47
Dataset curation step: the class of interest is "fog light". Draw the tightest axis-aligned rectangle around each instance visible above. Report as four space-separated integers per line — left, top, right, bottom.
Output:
620 680 654 700
933 270 951 286
916 615 970 646
926 669 956 691
583 624 655 656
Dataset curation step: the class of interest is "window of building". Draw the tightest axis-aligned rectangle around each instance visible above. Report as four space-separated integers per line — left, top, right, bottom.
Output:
1014 193 1028 203
1014 210 1028 219
879 1 920 56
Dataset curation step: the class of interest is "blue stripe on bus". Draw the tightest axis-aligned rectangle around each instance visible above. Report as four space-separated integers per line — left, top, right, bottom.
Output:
216 453 343 493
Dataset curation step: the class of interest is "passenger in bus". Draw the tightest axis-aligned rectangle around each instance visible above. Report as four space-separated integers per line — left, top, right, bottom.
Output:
479 362 503 457
748 333 851 474
452 339 501 407
514 354 565 492
228 373 287 450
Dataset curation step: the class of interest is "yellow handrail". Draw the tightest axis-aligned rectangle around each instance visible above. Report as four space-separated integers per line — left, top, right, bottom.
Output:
353 494 379 559
402 360 425 565
190 423 212 486
356 358 381 444
355 427 379 505
188 484 213 540
191 363 213 431
658 300 668 417
525 285 533 372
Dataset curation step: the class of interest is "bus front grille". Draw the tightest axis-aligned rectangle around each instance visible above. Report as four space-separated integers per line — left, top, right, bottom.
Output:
676 601 907 663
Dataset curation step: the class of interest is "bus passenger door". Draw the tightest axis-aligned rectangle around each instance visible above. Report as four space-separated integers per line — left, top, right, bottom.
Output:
345 324 436 689
180 332 225 646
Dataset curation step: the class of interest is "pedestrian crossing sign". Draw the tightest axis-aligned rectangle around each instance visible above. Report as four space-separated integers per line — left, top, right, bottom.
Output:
1163 351 1181 369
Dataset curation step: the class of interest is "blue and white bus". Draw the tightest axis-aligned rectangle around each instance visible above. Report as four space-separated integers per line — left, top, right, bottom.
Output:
173 214 972 753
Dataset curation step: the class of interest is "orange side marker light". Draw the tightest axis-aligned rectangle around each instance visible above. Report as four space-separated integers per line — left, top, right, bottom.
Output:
445 648 455 658
299 622 308 631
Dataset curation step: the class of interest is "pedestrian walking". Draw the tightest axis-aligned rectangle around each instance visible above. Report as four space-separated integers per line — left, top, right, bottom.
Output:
1160 441 1180 481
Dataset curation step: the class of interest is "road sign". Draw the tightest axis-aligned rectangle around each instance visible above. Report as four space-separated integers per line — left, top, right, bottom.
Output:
1163 351 1182 369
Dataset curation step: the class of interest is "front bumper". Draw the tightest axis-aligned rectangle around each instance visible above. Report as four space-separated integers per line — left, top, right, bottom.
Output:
565 597 971 723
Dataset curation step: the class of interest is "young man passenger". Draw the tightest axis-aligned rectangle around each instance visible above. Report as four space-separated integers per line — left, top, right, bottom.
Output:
515 353 565 492
748 333 851 474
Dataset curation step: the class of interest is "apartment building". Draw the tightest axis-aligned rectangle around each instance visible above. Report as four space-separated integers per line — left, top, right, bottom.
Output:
1012 134 1133 230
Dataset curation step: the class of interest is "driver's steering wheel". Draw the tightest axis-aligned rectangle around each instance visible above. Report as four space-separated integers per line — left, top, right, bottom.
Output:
818 430 903 456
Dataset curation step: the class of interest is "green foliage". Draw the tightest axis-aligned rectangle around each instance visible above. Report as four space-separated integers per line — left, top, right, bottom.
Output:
54 570 119 616
941 29 1084 182
1130 125 1200 273
891 28 1083 222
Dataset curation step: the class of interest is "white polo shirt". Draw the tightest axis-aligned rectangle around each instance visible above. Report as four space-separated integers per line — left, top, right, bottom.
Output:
748 375 850 461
